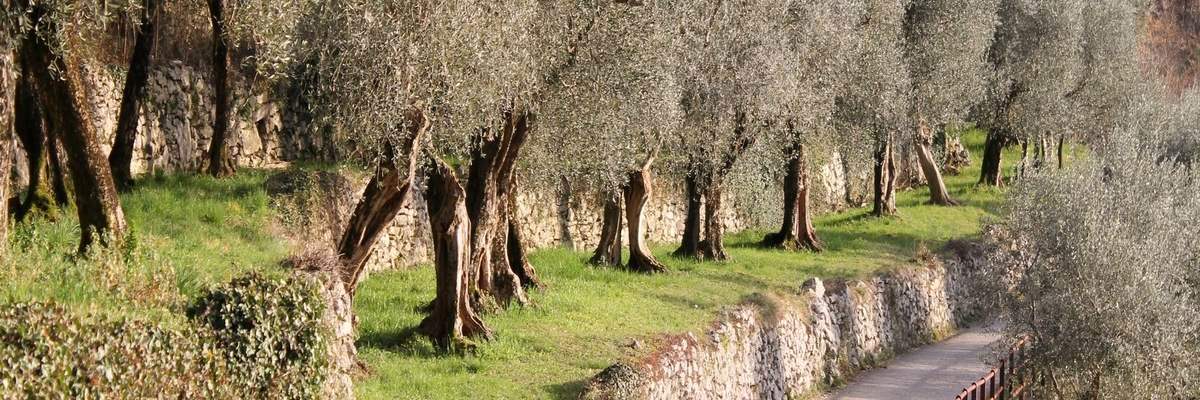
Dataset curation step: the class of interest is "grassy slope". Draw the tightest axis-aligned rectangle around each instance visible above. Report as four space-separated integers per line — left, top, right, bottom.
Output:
1 171 287 321
352 129 1021 400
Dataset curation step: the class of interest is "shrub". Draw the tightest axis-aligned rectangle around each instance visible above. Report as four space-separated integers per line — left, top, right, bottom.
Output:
187 273 328 400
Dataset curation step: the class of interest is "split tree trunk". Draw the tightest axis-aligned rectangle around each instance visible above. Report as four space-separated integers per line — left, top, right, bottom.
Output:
21 7 128 251
589 193 623 266
979 130 1005 186
915 119 957 206
762 143 822 251
206 0 236 178
505 216 540 289
698 184 728 261
13 73 54 221
336 111 427 297
672 174 703 258
872 134 898 217
419 158 492 351
624 156 667 273
465 111 536 308
108 0 160 190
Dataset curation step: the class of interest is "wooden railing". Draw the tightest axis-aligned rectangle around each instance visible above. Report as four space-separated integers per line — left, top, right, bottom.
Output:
954 337 1031 400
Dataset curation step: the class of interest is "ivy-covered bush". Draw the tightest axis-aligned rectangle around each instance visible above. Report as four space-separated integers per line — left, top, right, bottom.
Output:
0 273 328 399
0 302 235 398
187 273 328 399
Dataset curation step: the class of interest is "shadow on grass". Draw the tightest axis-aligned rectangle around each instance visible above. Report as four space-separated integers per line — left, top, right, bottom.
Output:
545 379 589 400
357 326 443 359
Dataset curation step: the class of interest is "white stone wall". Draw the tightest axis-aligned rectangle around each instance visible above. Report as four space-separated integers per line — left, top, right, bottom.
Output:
580 243 989 400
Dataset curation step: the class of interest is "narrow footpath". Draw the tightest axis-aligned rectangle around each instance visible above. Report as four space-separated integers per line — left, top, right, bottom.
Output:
826 326 1000 400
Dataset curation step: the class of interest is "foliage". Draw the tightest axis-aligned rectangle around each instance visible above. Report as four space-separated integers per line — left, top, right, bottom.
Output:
990 134 1200 398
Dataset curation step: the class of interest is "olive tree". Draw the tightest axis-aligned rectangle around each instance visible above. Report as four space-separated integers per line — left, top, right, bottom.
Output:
990 130 1200 398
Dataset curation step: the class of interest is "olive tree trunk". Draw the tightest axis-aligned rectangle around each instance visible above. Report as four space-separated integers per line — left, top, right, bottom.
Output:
13 73 54 221
872 134 897 217
589 192 623 266
698 183 728 261
108 0 160 189
21 8 128 251
1057 136 1065 169
419 157 492 351
206 0 236 178
336 111 427 297
762 143 822 251
624 155 667 273
979 130 1005 186
675 114 752 261
672 174 703 258
0 46 13 248
915 123 958 206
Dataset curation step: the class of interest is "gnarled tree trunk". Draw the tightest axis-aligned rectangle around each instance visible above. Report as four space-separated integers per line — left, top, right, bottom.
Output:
589 193 623 266
206 0 236 178
698 183 728 261
672 173 703 258
979 130 1005 186
624 156 666 273
419 158 492 351
21 7 128 251
762 143 822 251
872 134 897 217
336 111 427 297
108 0 160 189
13 73 55 221
915 120 958 206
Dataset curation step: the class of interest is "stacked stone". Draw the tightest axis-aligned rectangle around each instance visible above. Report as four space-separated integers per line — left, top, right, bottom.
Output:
580 248 988 400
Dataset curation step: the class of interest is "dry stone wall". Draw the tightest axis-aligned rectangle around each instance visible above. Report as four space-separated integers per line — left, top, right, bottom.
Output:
579 242 990 400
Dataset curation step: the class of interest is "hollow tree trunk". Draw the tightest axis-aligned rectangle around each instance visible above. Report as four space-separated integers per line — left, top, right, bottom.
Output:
624 156 667 273
108 0 160 189
915 123 958 206
589 192 623 266
336 111 427 297
21 8 128 251
505 216 540 289
872 134 897 217
465 111 535 308
672 173 703 258
698 183 729 261
979 130 1005 186
206 0 236 178
14 73 54 221
419 157 492 351
0 47 13 248
762 143 822 251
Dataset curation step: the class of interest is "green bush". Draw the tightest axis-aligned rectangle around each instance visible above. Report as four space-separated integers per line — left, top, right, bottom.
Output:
187 273 328 399
0 273 328 399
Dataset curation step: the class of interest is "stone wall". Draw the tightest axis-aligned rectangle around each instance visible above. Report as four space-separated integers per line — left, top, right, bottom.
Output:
579 242 990 400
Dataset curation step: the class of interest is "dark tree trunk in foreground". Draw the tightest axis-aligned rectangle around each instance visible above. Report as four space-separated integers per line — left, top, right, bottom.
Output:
13 73 55 221
589 193 623 266
872 134 898 217
1057 136 1065 169
21 8 128 251
698 184 728 261
465 111 537 308
0 48 14 248
206 0 236 178
109 0 160 190
979 130 1005 186
762 143 822 251
336 111 427 297
419 158 492 351
624 156 667 273
672 173 703 258
915 121 958 206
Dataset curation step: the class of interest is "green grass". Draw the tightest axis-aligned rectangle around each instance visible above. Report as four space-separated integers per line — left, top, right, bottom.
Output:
351 129 1024 400
1 170 287 320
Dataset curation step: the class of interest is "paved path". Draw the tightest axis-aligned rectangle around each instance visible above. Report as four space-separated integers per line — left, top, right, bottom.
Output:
826 326 1000 400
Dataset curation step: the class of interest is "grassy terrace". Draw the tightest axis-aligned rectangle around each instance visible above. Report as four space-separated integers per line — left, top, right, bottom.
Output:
0 130 1020 399
352 130 1020 399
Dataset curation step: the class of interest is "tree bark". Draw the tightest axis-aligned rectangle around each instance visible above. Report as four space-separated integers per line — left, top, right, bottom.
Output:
108 0 160 190
0 46 14 248
464 110 535 308
762 143 822 251
872 134 898 217
46 135 71 207
624 155 667 273
1057 136 1065 169
589 192 623 266
672 173 703 258
979 130 1005 186
336 111 427 297
915 120 958 206
419 157 492 351
698 183 728 261
21 7 128 251
505 216 540 289
13 73 55 221
206 0 236 178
